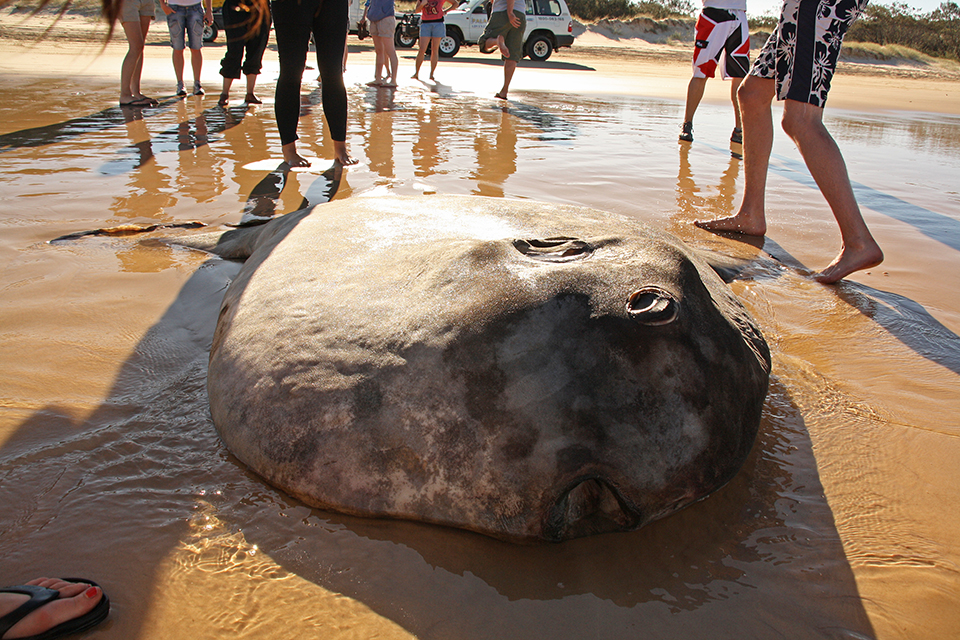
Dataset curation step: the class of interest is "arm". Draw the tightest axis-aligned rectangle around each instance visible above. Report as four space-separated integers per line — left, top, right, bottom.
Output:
203 0 213 24
506 0 520 27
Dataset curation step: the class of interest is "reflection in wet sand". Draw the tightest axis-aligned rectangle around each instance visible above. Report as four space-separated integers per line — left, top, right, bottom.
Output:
1 70 959 638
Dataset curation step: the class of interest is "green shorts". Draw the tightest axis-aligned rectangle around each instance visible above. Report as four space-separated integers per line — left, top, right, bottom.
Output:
479 10 526 62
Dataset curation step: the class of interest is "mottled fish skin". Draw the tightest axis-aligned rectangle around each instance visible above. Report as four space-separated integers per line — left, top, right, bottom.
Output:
203 195 771 543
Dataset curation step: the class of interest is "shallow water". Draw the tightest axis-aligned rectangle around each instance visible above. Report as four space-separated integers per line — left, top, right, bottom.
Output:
1 57 959 639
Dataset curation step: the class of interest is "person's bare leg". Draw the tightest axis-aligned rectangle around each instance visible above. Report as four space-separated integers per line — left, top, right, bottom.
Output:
428 36 439 80
730 76 743 129
282 141 311 167
120 20 147 103
412 36 427 78
244 74 261 103
368 36 385 84
0 578 104 640
190 47 203 90
695 75 774 235
219 76 234 105
781 99 883 283
172 48 186 85
495 59 516 99
682 76 706 124
385 38 399 85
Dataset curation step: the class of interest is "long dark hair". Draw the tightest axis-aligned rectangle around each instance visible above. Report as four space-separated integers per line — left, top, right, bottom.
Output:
6 0 271 38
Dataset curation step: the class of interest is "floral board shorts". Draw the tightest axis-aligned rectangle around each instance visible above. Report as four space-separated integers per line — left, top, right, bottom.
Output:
750 0 869 107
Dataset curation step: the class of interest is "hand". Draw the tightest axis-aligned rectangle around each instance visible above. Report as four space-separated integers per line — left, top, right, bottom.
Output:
508 11 520 27
205 8 213 24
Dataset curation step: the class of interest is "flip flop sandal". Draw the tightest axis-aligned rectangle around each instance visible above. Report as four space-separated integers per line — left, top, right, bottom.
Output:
119 97 153 107
0 578 110 640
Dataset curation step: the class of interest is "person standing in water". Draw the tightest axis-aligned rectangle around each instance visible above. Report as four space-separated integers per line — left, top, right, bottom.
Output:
271 0 358 167
217 0 272 106
159 0 213 96
362 0 400 87
411 0 457 81
478 0 524 100
678 0 749 144
118 0 158 106
694 0 883 284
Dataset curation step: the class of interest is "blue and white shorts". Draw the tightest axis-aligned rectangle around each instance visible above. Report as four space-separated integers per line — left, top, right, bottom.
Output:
750 0 868 107
167 3 205 50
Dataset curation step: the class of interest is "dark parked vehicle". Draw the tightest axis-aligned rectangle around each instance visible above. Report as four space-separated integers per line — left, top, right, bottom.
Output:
203 1 226 43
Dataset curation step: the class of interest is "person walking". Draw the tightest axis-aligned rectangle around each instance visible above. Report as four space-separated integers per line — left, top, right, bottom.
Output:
411 0 457 81
217 0 272 105
159 0 213 96
694 0 883 284
678 0 750 144
477 0 525 100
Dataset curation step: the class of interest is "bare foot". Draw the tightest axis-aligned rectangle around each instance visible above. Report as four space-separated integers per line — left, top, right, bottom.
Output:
218 92 229 107
496 35 509 59
814 243 884 284
495 91 508 100
382 80 398 88
366 79 383 86
0 578 106 640
282 143 311 168
411 73 419 80
333 141 359 167
693 213 766 237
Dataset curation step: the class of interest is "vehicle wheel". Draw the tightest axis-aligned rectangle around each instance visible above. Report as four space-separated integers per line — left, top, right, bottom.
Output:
525 34 552 61
395 26 417 48
439 29 460 58
203 23 218 43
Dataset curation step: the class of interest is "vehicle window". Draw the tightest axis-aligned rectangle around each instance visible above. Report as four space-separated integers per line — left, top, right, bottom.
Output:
524 0 534 15
535 0 561 15
473 3 486 14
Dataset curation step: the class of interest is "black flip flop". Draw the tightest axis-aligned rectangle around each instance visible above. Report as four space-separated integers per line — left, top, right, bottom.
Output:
0 578 110 640
119 97 153 107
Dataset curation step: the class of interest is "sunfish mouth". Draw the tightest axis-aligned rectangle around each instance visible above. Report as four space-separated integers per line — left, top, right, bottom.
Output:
542 476 643 541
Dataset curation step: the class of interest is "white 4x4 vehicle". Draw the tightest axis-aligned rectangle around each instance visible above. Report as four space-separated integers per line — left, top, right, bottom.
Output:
396 0 575 62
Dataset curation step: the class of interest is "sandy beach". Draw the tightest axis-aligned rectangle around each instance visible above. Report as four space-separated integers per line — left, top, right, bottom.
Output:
1 6 959 640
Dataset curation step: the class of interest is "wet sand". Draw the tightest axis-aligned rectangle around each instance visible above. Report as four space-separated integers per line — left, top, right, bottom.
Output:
1 9 960 640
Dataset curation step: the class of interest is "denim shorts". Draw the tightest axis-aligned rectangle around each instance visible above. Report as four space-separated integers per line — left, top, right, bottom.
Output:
167 3 205 50
419 19 445 39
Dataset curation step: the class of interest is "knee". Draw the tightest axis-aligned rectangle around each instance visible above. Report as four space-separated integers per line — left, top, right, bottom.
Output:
780 107 822 142
736 80 770 114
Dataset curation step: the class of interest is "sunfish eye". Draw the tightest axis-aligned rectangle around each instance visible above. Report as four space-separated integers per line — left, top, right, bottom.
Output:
513 237 593 262
626 288 679 325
